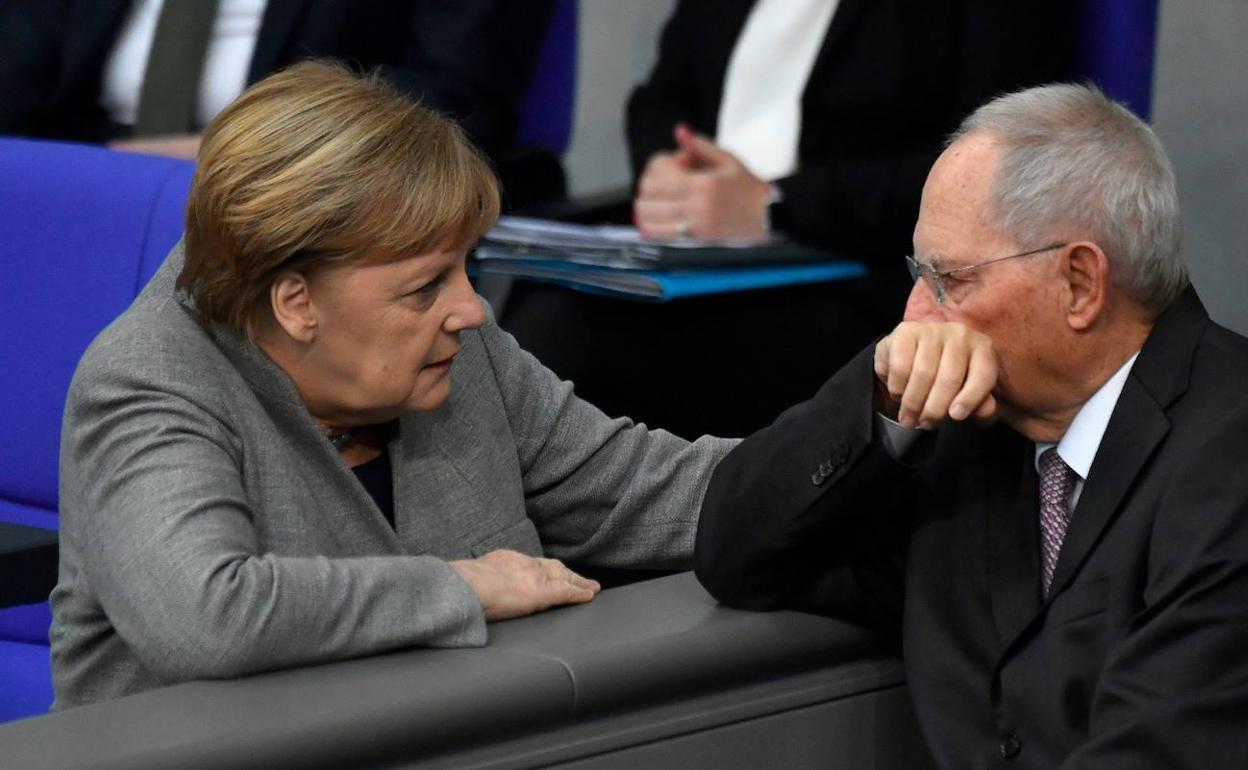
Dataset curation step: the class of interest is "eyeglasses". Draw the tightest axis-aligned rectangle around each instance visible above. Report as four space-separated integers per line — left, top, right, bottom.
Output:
905 242 1067 305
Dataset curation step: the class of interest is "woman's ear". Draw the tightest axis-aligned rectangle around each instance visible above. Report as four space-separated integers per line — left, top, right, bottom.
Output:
269 272 317 343
1063 241 1110 332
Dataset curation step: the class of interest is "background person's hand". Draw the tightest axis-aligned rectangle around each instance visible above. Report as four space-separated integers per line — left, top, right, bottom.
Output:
874 321 999 430
451 549 600 621
634 123 771 241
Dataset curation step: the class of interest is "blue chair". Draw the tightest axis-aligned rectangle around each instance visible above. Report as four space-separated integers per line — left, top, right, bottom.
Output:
516 0 578 157
495 0 578 210
1076 0 1160 119
0 137 192 722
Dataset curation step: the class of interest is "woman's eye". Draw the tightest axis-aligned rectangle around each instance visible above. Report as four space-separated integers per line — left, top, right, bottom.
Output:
406 275 446 299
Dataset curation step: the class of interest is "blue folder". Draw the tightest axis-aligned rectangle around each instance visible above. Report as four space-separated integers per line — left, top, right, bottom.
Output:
468 258 865 302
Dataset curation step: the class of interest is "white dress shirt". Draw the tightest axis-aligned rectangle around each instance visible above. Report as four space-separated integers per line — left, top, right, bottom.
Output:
715 0 840 181
100 0 267 130
1034 352 1140 512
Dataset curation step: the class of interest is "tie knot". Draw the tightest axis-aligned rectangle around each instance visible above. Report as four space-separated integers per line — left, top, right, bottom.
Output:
1039 447 1075 490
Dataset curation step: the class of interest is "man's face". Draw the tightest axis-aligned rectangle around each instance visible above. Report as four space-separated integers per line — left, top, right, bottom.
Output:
905 134 1068 421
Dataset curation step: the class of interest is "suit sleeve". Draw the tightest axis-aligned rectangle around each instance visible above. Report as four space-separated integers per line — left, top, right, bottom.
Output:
378 0 554 157
1058 417 1248 768
625 0 704 180
0 0 71 134
693 346 915 637
475 307 737 570
58 331 487 682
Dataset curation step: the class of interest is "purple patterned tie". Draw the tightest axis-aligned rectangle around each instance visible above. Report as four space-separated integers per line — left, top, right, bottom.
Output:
1039 448 1077 594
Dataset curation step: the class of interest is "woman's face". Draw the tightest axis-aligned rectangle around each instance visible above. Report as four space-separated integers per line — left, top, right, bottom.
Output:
295 246 485 424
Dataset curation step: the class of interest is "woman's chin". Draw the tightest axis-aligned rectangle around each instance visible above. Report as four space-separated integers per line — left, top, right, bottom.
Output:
402 379 452 414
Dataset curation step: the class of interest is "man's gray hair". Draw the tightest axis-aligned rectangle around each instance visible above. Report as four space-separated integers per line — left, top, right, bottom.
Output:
952 83 1188 313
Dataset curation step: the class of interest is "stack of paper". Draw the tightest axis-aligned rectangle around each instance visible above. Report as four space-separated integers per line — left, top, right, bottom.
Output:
470 216 865 301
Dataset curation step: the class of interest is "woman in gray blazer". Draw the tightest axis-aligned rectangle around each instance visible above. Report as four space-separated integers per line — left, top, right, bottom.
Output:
51 61 736 709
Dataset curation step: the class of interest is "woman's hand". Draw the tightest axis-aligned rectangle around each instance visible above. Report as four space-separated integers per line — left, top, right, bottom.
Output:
451 549 601 621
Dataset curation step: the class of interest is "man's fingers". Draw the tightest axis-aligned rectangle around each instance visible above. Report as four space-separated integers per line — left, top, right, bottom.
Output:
920 339 973 427
972 393 999 422
885 328 917 404
950 342 998 421
898 333 942 428
874 336 892 382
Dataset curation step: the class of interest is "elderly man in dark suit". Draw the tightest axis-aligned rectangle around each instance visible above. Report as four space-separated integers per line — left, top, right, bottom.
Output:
694 83 1248 768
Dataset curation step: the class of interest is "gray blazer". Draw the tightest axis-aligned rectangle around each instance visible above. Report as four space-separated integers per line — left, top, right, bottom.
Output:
51 245 737 709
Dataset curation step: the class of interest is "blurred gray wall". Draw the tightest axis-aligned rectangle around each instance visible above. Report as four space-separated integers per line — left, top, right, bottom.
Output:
564 0 677 197
1153 0 1248 334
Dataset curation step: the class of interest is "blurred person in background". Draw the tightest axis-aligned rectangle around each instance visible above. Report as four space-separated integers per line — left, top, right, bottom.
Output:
0 0 561 206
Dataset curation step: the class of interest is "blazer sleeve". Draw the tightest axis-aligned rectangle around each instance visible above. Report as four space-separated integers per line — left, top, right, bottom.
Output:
1058 417 1248 768
693 346 914 637
474 309 738 570
58 330 487 682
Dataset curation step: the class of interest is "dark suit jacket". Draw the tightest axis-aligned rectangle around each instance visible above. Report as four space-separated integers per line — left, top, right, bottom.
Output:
694 288 1248 768
627 0 1076 262
0 0 551 158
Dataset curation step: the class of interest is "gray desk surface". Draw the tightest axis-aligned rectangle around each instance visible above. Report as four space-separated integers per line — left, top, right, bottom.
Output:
0 572 911 769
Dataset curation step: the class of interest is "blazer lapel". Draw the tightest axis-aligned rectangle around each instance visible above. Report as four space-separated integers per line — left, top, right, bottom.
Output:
986 434 1044 649
194 298 401 548
247 0 310 83
390 406 481 560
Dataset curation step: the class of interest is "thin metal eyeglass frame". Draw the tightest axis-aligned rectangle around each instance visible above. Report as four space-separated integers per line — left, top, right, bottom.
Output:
905 242 1068 304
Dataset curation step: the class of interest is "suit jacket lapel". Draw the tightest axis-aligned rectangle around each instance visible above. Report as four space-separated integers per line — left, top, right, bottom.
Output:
805 0 865 90
986 433 1044 649
1046 289 1206 597
1045 380 1168 597
248 0 310 83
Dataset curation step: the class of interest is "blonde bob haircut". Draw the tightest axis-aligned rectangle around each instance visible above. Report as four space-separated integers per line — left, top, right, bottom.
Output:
179 60 501 333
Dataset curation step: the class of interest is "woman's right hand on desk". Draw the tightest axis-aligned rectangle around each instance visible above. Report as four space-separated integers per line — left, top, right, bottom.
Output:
451 549 601 621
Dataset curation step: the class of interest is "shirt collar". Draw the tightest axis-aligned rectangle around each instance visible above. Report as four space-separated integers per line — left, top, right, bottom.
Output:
1035 351 1140 480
